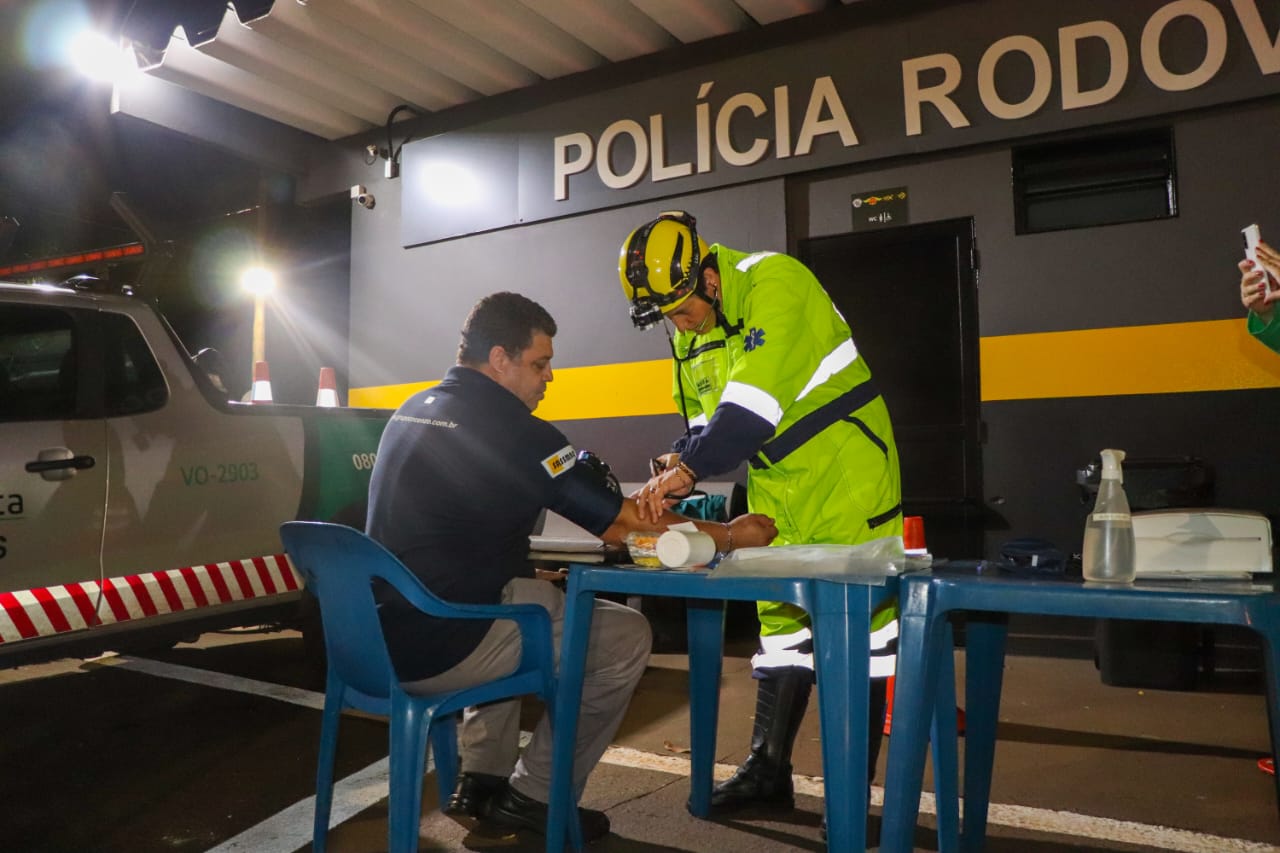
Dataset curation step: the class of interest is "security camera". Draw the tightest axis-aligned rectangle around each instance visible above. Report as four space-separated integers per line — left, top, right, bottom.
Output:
350 184 376 210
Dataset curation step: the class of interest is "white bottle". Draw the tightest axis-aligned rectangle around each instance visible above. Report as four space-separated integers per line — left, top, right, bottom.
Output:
1082 449 1136 583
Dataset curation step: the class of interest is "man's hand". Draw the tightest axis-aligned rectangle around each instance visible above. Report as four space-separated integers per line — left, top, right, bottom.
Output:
635 467 694 521
727 513 779 549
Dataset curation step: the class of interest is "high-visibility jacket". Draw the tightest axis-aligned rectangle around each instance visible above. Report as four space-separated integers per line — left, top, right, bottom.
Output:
673 245 903 678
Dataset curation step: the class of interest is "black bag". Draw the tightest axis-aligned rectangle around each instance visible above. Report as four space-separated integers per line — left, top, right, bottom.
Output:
998 537 1067 578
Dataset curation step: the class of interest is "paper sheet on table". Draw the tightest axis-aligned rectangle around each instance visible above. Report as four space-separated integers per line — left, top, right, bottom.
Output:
529 509 604 553
711 536 915 584
528 536 604 553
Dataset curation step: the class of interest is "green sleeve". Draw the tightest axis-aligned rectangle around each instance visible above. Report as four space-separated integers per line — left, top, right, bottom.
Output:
1248 311 1280 354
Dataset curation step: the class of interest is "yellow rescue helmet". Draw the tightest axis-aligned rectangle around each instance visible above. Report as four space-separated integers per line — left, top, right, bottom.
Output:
618 211 709 329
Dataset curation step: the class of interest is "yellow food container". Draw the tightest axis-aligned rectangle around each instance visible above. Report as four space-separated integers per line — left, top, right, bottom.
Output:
624 531 663 568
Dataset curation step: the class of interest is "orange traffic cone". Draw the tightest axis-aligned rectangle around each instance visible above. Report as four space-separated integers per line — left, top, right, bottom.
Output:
315 366 339 407
251 360 273 404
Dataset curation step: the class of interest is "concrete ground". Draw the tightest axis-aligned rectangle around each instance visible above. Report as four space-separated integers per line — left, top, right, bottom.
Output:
317 632 1280 853
2 619 1276 853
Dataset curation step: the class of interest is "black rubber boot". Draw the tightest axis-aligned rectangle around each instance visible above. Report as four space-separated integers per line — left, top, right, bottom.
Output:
703 668 812 814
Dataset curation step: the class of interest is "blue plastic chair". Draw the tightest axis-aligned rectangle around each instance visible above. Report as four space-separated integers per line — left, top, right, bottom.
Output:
279 521 579 853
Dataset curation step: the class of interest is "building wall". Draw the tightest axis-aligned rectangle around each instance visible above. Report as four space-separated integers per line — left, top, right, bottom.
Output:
800 100 1280 551
349 179 790 478
344 2 1280 558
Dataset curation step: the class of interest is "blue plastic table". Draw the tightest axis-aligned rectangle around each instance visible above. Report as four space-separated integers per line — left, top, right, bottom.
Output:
880 571 1280 853
545 565 899 853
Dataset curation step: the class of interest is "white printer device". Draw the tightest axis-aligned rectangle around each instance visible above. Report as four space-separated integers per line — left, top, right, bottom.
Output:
1132 509 1273 580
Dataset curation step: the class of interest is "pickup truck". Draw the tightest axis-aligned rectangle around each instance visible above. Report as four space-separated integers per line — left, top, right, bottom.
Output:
0 281 390 666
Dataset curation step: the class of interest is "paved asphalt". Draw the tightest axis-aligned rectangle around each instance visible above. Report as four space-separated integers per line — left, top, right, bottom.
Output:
1 621 1278 853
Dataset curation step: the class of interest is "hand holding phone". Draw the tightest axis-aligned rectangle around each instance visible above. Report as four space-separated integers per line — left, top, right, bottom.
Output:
1244 224 1271 297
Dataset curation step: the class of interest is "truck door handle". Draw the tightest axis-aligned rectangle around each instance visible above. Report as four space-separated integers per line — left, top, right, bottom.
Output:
26 449 96 481
26 456 95 473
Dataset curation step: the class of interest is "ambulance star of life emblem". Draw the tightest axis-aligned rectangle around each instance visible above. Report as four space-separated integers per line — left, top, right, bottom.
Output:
744 327 766 352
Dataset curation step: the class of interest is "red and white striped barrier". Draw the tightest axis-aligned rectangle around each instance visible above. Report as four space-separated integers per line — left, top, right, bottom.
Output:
0 554 301 644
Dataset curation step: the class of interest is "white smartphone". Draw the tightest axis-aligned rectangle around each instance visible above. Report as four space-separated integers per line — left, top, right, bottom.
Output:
1244 223 1270 296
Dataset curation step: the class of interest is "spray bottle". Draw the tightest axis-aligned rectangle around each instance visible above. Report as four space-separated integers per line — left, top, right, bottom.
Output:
1082 449 1136 583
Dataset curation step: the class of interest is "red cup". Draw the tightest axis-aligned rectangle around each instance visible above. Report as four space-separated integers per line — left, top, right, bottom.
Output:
903 516 926 551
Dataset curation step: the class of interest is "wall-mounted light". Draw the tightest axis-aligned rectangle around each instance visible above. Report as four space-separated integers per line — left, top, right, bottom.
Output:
69 31 137 83
364 104 422 180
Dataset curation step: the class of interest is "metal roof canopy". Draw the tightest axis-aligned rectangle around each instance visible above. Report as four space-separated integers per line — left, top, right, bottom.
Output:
119 0 836 144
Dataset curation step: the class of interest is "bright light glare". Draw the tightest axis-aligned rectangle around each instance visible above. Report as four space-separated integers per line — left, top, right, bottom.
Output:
240 267 277 297
421 162 482 207
22 0 91 71
69 31 135 83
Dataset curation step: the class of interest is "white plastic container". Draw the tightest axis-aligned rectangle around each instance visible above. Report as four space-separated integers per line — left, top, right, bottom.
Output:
1082 448 1136 583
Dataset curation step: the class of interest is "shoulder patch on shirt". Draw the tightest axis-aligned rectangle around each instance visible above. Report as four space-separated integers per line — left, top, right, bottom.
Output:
541 444 577 478
744 326 767 352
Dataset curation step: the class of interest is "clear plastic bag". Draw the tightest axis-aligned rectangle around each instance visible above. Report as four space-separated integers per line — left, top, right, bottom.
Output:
711 536 917 584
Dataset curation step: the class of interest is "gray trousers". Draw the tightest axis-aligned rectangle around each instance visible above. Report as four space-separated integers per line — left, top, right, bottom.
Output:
402 577 651 802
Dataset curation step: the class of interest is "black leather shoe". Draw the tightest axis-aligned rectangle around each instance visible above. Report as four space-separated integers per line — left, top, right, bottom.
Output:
483 781 611 843
443 772 507 826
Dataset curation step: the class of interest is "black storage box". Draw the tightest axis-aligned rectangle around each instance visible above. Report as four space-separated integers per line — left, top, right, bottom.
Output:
1076 456 1214 691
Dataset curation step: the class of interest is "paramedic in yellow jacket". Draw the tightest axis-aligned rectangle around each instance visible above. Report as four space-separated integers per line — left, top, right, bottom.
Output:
620 210 903 816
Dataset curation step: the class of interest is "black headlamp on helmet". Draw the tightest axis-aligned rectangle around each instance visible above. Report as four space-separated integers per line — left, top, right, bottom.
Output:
618 211 709 330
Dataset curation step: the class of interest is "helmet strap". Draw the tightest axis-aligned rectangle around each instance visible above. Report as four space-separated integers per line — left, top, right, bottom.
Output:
712 301 741 337
691 270 740 337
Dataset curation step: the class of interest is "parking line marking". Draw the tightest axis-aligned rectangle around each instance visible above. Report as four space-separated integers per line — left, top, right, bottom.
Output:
109 655 327 710
112 656 1277 853
207 757 390 853
598 747 1277 853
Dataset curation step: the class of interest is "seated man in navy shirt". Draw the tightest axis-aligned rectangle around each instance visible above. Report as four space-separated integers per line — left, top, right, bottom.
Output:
366 292 778 843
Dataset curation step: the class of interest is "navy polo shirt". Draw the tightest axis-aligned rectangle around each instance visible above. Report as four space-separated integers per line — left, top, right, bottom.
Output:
366 365 623 682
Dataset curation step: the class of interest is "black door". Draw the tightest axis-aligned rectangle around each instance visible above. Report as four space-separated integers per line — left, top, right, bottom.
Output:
799 218 984 558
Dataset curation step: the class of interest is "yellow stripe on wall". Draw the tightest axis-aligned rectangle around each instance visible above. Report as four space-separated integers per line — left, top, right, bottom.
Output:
980 319 1280 401
351 320 1280 415
349 359 679 419
349 379 441 409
